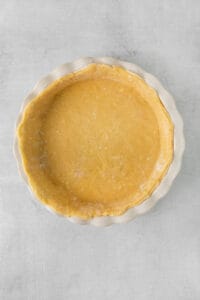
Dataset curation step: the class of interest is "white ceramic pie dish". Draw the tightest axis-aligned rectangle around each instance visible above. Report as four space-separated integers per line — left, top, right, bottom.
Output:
14 57 185 226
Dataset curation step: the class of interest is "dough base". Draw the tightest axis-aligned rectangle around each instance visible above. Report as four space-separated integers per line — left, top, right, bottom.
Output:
18 64 173 219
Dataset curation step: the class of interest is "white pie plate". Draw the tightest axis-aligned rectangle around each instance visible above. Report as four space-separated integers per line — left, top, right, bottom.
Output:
14 57 185 226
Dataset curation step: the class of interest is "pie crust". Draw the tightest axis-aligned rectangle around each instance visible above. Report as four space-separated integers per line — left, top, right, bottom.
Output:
17 62 174 220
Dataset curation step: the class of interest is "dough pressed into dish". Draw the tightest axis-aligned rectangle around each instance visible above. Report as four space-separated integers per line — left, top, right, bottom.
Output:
18 64 174 219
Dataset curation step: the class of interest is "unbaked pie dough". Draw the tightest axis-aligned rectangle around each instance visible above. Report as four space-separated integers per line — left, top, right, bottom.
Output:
18 64 174 219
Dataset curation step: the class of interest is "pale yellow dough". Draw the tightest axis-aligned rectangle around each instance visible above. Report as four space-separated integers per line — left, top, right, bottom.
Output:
18 64 173 219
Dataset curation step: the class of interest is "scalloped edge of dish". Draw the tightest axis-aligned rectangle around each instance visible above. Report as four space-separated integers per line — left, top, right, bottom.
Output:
14 57 185 226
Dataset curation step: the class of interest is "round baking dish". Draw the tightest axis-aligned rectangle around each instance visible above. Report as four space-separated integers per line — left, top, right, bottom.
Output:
14 57 185 226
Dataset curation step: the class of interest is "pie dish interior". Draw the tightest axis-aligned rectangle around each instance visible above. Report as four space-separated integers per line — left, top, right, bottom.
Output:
17 64 174 219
